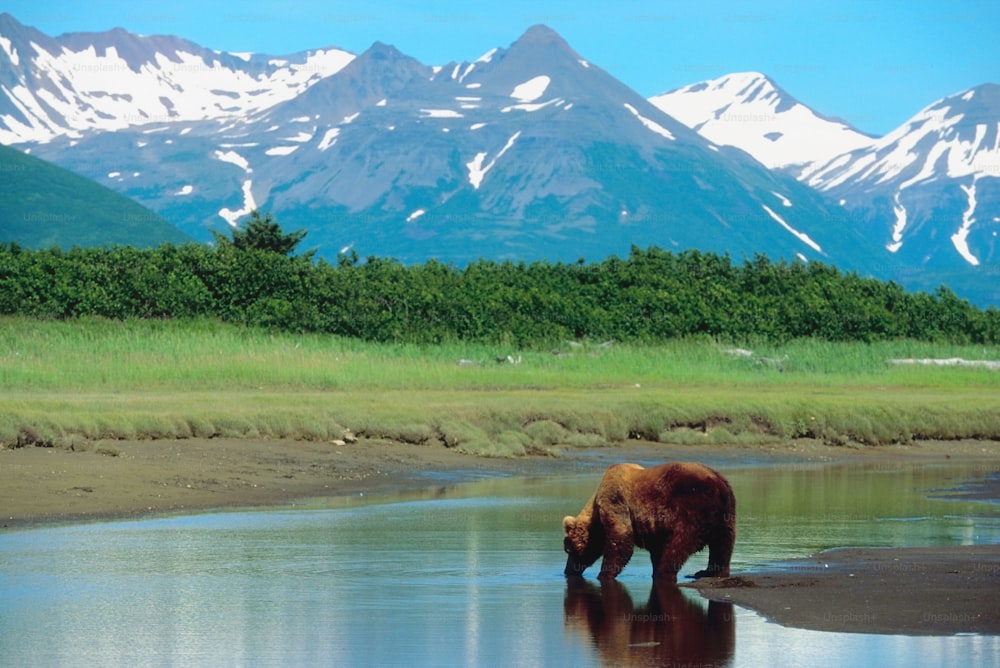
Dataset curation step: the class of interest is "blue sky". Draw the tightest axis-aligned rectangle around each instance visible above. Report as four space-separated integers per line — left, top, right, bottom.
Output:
5 0 998 135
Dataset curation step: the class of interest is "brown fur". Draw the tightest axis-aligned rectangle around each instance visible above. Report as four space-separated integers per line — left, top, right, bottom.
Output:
563 462 736 582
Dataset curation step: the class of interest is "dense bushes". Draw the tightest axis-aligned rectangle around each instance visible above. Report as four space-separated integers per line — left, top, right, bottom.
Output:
0 239 996 345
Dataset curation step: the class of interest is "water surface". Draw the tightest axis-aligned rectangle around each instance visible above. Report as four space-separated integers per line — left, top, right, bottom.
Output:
2 460 998 667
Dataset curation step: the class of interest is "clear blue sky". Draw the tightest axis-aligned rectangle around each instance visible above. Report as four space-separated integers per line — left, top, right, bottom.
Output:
5 0 998 136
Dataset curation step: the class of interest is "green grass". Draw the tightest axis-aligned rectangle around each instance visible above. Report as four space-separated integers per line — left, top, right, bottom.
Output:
1 317 998 455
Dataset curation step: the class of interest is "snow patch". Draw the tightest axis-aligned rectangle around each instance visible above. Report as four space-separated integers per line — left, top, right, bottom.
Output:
951 181 980 265
406 209 426 223
579 59 590 68
107 171 121 178
175 184 194 196
476 48 498 63
888 192 907 253
502 98 562 113
317 127 340 151
265 145 299 156
341 112 360 124
470 123 486 131
213 149 251 173
376 98 387 107
420 109 463 118
466 131 521 190
510 76 551 103
218 180 257 227
623 103 675 140
771 191 792 207
761 205 823 253
0 36 18 66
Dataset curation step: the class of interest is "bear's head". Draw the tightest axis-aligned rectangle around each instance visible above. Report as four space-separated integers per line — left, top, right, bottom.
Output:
563 515 601 576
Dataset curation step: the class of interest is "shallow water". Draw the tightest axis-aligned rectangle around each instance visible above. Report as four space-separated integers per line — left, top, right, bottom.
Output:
2 459 998 667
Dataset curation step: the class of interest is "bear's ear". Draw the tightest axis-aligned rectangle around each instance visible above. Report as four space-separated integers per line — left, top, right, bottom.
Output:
562 516 576 534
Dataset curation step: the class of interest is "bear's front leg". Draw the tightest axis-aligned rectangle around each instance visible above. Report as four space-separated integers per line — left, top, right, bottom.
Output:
597 525 634 581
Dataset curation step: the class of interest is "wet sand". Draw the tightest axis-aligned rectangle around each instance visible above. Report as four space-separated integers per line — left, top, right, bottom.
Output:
687 546 1000 635
2 436 998 636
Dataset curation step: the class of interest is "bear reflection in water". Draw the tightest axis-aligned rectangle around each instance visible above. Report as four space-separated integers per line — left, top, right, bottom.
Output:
563 578 735 667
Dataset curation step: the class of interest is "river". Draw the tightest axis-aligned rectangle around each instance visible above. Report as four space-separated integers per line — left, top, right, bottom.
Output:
2 458 998 666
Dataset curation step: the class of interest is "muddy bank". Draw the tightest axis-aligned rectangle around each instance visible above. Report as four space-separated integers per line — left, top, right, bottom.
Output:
1 437 996 528
687 545 1000 635
0 437 553 528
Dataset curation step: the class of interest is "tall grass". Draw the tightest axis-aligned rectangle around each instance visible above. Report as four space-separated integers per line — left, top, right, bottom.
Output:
1 317 998 454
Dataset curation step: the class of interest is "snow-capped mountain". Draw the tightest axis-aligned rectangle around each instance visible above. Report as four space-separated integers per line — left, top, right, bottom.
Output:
649 72 874 170
8 19 880 273
800 84 1000 288
6 13 998 304
649 71 1000 302
0 12 353 143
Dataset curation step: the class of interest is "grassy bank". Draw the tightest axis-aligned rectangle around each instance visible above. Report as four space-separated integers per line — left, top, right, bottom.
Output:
2 317 998 455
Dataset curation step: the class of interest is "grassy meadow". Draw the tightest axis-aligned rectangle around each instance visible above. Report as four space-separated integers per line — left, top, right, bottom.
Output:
2 316 998 456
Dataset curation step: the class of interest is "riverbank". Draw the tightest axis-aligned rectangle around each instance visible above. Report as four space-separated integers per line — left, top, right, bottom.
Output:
4 436 995 529
2 436 998 636
687 545 1000 635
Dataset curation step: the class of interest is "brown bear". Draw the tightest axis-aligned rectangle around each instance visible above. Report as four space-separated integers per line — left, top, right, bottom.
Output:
563 462 736 582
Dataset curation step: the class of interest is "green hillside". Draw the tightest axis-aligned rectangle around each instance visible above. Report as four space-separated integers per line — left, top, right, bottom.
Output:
0 144 191 249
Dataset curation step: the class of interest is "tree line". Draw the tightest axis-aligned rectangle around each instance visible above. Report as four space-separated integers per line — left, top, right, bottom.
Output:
1 215 997 345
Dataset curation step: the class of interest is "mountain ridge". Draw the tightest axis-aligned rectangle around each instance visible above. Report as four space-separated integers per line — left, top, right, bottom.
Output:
0 12 355 143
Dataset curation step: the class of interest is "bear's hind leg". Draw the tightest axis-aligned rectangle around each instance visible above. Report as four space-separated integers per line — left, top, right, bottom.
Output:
651 534 698 583
693 524 734 579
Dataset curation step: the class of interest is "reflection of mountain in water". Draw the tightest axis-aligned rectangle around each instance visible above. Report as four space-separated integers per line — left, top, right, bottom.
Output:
563 579 735 666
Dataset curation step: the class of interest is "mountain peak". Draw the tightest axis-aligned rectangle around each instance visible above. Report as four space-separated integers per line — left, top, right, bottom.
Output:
0 11 22 30
510 24 576 54
348 39 427 75
937 82 1000 116
650 71 872 169
365 40 404 57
